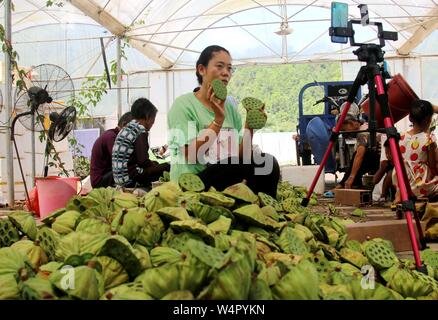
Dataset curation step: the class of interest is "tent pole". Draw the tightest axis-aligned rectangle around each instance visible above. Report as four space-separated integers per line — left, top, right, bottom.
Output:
117 36 122 118
4 0 15 207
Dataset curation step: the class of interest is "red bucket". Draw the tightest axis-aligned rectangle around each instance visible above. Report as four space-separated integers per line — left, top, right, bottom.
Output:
361 74 419 127
32 176 81 219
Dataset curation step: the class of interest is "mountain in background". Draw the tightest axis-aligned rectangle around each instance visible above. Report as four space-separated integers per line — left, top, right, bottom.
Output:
228 62 342 132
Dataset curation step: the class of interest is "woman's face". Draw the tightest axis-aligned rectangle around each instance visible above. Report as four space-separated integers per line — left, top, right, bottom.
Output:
198 50 233 88
138 115 156 130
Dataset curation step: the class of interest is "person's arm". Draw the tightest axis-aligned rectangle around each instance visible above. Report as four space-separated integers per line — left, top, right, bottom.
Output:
133 133 168 178
428 141 438 178
345 144 366 188
373 160 389 185
182 86 225 161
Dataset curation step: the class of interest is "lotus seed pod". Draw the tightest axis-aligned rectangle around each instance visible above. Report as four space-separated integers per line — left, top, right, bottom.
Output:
178 173 205 192
211 79 227 101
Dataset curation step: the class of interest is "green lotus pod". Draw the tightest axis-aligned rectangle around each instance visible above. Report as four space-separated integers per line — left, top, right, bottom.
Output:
364 240 398 270
275 227 309 255
98 236 143 280
170 220 215 246
249 278 273 300
260 205 281 222
363 237 395 252
258 192 282 211
156 206 192 222
36 227 60 262
178 253 210 295
186 239 225 269
143 182 182 212
246 109 267 129
412 270 438 292
242 97 264 111
380 263 401 283
198 250 253 299
56 232 108 262
248 226 271 238
320 225 339 247
0 219 20 247
109 192 139 213
52 210 81 235
11 240 48 269
0 274 21 299
0 247 35 281
161 230 204 252
111 207 147 242
190 202 221 224
272 259 320 300
177 191 201 209
50 264 105 300
233 204 277 230
20 277 57 300
257 265 281 286
214 233 231 252
348 279 398 300
39 261 62 273
88 187 118 207
132 244 152 271
94 256 129 290
351 208 366 217
40 208 66 226
211 79 227 101
137 264 180 299
335 233 348 250
100 281 146 300
178 173 205 192
139 212 164 245
280 197 299 213
110 290 154 300
161 290 194 300
262 252 302 269
8 211 37 240
317 242 340 261
150 247 183 267
421 249 438 280
345 240 363 252
284 212 307 224
319 283 353 300
75 218 111 235
67 195 99 214
223 182 258 203
200 192 235 208
214 206 236 224
293 224 314 241
329 217 348 236
388 267 433 298
208 215 232 234
339 248 368 268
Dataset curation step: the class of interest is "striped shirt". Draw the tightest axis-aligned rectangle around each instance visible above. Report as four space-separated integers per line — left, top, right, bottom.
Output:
112 120 146 185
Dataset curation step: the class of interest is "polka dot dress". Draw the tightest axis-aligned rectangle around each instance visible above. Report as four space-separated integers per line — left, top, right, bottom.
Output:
393 132 438 198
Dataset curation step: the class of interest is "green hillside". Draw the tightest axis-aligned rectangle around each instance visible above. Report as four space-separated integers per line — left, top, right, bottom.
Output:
228 62 342 132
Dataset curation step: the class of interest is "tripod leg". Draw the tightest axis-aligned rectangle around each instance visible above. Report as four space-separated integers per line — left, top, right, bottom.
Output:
301 67 367 206
375 75 425 271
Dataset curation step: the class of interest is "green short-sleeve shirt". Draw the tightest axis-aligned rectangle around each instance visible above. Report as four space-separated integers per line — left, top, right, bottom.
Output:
167 93 243 181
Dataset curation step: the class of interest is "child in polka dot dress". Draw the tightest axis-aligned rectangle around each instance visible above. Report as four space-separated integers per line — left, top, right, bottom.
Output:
393 100 438 202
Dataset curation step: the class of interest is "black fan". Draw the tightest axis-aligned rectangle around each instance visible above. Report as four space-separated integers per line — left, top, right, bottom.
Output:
10 64 75 204
43 106 77 177
13 64 74 132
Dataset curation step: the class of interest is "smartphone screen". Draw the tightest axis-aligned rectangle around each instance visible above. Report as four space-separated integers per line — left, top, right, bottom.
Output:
331 2 349 44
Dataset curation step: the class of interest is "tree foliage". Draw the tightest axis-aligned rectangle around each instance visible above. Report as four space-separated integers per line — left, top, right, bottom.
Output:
228 62 342 132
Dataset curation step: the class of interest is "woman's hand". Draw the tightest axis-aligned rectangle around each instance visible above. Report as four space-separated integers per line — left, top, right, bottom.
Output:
207 84 225 124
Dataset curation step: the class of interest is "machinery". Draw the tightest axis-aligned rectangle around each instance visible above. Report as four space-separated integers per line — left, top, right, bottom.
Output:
295 81 362 174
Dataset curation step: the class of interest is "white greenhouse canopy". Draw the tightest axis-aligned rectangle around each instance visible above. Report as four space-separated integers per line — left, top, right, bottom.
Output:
1 0 438 74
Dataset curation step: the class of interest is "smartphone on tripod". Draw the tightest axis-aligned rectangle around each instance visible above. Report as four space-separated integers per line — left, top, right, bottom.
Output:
331 2 349 44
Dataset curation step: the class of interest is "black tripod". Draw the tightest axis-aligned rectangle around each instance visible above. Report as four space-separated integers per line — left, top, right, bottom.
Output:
301 43 427 271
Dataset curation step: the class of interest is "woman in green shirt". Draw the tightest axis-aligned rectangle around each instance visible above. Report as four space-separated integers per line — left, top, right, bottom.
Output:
167 45 280 197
